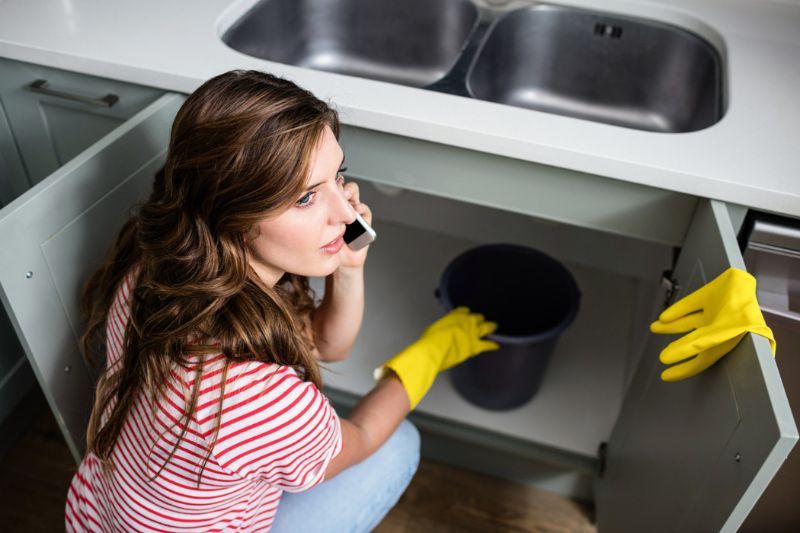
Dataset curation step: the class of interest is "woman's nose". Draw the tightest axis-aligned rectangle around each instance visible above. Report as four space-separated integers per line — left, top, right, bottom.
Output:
335 186 357 225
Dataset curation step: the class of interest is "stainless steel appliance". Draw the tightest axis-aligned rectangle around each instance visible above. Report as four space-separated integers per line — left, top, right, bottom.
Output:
740 212 800 531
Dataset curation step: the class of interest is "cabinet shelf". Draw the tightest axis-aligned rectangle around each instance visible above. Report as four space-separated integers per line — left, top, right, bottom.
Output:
316 218 638 457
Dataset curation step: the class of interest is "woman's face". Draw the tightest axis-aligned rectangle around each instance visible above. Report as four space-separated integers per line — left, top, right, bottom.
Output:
247 125 356 286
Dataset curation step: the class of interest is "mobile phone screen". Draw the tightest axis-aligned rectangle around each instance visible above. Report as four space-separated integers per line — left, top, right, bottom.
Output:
344 219 367 244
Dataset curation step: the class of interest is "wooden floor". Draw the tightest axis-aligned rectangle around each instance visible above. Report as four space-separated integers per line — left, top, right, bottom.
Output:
376 461 596 533
0 388 596 532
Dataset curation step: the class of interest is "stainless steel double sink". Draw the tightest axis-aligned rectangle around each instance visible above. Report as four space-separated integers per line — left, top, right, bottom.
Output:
221 0 724 133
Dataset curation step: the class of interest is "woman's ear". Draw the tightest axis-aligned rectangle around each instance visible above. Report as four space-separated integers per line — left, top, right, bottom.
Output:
243 223 260 243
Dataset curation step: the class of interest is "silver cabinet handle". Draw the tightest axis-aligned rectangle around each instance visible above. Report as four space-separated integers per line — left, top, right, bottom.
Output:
28 79 119 108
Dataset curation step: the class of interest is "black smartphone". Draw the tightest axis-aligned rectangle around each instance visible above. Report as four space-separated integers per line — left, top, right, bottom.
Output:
344 212 377 251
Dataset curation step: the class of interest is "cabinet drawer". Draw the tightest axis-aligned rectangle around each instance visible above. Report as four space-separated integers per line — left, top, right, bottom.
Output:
0 57 164 196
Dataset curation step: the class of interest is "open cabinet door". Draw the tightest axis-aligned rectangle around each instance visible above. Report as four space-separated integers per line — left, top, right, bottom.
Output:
595 200 798 532
0 93 184 462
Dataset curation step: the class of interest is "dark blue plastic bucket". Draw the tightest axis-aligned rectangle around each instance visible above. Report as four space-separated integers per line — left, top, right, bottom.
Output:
437 244 581 410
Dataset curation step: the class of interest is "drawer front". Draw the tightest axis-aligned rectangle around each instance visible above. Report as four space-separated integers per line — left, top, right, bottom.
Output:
0 57 164 190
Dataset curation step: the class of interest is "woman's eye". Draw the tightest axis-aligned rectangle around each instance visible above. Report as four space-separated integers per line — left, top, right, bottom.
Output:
296 191 316 207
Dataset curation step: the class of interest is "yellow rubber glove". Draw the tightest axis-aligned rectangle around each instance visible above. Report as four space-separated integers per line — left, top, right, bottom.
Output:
650 267 776 382
374 307 500 410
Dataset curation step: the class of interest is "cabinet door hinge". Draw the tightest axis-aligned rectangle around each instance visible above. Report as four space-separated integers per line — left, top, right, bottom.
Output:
597 441 608 478
660 270 681 309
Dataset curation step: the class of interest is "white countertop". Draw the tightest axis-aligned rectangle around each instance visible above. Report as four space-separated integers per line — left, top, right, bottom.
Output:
1 0 798 217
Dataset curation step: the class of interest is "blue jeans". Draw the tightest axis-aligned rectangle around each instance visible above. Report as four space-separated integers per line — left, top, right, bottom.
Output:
271 419 420 533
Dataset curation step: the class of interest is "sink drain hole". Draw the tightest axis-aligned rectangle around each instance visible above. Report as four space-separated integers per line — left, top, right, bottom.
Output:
593 23 623 39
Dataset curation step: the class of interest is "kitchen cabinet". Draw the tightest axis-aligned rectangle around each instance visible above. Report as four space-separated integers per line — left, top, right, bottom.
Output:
0 57 163 194
0 91 795 532
0 59 165 443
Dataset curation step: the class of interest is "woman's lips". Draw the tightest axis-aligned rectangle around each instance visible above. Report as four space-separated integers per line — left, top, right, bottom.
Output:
321 233 345 254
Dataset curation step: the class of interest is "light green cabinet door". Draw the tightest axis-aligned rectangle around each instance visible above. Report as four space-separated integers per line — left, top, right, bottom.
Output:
0 58 163 190
595 200 798 532
0 93 184 461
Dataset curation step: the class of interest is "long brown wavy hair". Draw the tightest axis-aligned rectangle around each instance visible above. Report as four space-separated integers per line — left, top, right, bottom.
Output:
80 70 339 477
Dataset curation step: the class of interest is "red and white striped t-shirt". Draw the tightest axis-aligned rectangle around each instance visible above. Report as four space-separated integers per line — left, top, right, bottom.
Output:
65 274 343 532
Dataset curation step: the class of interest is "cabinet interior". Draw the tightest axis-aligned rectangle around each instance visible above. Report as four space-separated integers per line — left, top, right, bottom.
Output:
316 180 674 458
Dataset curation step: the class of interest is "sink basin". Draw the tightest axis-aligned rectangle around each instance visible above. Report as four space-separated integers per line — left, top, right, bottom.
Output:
221 0 479 88
466 5 723 132
221 1 724 133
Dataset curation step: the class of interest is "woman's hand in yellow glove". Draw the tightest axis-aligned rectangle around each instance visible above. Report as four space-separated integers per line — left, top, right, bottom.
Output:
374 307 499 410
650 267 776 382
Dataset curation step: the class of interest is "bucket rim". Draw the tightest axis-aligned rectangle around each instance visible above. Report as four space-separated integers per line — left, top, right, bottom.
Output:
437 243 581 342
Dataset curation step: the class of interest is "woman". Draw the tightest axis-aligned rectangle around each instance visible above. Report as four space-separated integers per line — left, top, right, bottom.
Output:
64 70 498 532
